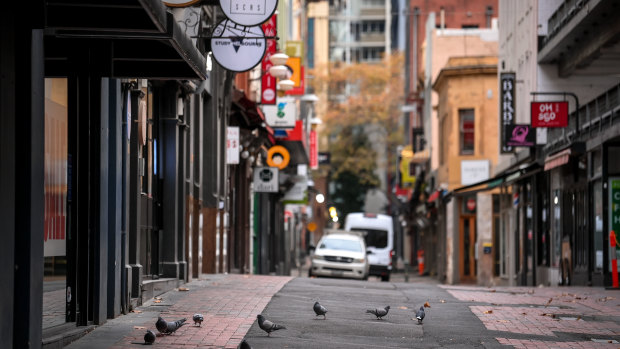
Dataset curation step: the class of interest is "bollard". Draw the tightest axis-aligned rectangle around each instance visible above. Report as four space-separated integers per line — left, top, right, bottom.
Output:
404 261 409 283
612 231 619 289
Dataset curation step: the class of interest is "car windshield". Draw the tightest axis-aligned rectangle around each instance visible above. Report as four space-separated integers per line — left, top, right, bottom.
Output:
350 228 388 248
319 238 363 252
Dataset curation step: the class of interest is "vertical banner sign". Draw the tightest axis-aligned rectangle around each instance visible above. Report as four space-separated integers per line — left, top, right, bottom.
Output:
226 126 240 164
500 73 516 153
310 130 318 169
261 14 277 104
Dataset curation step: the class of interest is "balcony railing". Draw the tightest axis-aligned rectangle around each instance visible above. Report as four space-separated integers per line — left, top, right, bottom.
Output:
544 83 620 153
543 0 589 47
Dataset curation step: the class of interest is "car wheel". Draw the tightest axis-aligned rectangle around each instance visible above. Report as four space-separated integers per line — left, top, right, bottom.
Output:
308 269 313 277
380 273 390 282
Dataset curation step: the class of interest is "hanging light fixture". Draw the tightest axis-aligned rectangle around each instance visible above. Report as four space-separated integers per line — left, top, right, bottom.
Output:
269 52 289 66
277 79 295 91
269 65 288 79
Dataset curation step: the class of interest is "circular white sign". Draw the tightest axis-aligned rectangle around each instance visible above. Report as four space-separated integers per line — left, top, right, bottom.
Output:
219 0 278 26
262 88 275 102
211 19 266 72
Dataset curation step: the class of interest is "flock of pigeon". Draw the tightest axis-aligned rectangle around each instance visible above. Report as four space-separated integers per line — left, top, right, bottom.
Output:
142 302 426 346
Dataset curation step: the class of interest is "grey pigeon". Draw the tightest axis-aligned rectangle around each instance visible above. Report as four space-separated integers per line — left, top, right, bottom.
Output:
416 306 425 324
366 305 390 320
144 329 156 344
257 314 286 337
193 313 204 326
156 316 187 335
313 301 328 319
238 339 252 349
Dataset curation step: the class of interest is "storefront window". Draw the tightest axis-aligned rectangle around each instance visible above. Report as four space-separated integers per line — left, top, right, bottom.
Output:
593 180 603 272
552 189 561 267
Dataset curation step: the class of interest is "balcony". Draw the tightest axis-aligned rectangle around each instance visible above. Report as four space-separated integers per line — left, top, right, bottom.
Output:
538 0 620 78
544 83 620 154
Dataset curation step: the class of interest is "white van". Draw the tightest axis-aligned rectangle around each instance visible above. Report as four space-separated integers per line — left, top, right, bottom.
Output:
344 213 394 281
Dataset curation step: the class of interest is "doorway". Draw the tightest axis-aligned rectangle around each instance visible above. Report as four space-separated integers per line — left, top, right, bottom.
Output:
460 215 477 282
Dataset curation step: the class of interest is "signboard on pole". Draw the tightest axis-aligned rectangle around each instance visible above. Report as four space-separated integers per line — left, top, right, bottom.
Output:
500 73 516 153
505 124 535 147
211 20 266 72
254 167 279 192
226 126 240 164
218 0 278 26
261 14 277 105
531 101 568 128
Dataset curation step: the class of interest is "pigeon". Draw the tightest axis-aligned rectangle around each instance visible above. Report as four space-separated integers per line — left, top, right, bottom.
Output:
257 314 286 337
313 301 328 319
193 313 204 326
238 339 252 349
144 329 156 345
156 316 187 335
416 306 425 324
366 306 390 320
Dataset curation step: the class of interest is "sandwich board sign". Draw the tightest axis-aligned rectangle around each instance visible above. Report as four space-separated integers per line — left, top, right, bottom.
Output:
211 19 266 72
219 0 278 26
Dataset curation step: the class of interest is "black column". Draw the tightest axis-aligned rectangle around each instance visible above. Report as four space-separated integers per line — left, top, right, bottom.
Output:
0 7 17 345
13 28 45 346
128 89 143 298
107 79 123 318
159 82 182 278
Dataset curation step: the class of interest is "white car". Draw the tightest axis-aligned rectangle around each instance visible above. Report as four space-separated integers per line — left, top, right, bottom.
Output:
309 232 370 280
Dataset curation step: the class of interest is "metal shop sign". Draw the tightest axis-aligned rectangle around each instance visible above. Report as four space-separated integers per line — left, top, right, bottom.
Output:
254 166 279 192
531 101 568 128
219 0 278 27
505 124 535 147
211 20 266 72
500 72 516 153
263 97 296 128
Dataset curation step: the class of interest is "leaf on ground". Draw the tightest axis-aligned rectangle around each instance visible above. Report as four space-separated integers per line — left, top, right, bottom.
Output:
131 310 142 313
527 289 535 294
398 306 408 310
154 300 162 303
483 310 493 314
134 326 146 330
544 298 553 307
521 313 527 315
497 319 509 323
439 300 446 303
178 287 189 291
154 297 162 300
424 302 431 308
488 289 496 293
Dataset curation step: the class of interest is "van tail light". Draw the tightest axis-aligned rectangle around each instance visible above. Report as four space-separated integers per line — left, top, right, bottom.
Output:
389 250 394 266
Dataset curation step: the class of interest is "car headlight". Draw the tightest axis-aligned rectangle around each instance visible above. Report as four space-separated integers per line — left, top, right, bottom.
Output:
353 258 365 263
313 254 324 260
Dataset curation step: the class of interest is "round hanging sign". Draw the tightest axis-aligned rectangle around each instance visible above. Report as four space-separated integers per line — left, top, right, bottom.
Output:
218 0 278 26
210 19 266 72
267 145 290 170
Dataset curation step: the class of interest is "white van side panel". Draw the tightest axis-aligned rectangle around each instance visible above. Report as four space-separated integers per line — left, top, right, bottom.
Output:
344 213 393 270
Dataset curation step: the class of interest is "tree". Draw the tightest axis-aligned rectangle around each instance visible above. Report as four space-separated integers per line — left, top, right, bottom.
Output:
310 53 405 215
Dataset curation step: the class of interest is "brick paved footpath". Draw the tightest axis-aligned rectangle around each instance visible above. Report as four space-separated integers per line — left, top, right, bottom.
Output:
66 274 291 349
441 285 620 349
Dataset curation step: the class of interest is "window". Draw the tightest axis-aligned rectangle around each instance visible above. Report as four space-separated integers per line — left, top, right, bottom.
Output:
459 109 475 155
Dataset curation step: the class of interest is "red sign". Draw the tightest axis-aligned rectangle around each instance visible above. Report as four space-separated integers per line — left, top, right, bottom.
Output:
310 130 318 169
466 198 476 211
531 101 568 128
261 15 277 105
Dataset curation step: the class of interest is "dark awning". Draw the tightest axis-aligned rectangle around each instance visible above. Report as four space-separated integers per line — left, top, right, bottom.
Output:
277 120 309 166
44 0 206 80
452 161 541 196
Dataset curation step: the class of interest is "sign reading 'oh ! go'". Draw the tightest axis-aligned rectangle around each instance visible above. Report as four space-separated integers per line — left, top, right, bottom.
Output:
211 20 266 72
